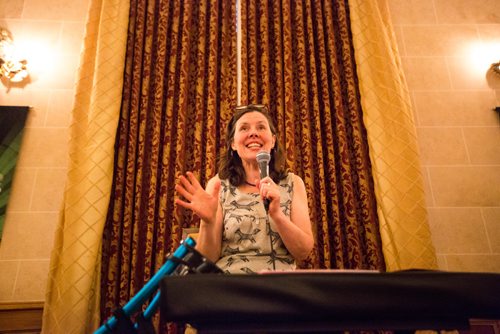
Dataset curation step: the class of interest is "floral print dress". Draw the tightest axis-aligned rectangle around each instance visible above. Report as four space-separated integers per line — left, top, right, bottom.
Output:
215 173 296 274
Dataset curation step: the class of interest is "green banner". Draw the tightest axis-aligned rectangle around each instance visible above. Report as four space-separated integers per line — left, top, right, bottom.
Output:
0 106 29 241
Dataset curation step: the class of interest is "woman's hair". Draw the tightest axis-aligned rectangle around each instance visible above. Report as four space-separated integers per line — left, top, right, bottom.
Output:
218 104 287 186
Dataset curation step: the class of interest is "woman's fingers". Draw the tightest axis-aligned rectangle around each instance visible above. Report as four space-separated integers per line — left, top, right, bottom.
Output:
175 198 191 210
176 171 210 203
175 184 193 202
174 172 220 224
258 177 272 188
177 172 203 198
179 174 196 193
186 171 201 187
258 177 274 200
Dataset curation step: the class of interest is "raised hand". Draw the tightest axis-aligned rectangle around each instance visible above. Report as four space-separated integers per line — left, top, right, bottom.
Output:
174 172 220 224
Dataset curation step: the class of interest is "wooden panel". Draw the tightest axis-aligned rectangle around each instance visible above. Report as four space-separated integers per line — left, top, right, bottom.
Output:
461 320 500 334
0 302 43 333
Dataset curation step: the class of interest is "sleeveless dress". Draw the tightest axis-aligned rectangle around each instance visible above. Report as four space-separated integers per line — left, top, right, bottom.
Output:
215 173 296 274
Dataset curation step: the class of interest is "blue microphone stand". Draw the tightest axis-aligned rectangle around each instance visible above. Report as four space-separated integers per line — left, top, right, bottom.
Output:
94 237 196 334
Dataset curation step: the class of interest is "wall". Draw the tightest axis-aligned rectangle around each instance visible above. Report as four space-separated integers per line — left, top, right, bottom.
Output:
0 0 498 306
0 0 89 302
388 0 500 271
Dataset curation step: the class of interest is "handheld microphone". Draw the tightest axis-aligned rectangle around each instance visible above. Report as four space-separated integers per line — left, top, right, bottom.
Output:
256 150 271 211
256 150 276 269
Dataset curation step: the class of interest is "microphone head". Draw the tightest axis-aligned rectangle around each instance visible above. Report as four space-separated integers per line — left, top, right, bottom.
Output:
256 150 271 164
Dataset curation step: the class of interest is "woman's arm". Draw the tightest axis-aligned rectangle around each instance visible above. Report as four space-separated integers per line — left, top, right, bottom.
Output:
263 174 314 261
175 173 223 263
195 177 223 262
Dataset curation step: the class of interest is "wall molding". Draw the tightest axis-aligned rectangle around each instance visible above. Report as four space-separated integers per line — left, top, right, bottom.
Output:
0 302 43 333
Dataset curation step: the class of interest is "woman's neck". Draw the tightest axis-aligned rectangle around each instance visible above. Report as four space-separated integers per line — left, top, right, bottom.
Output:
242 160 261 185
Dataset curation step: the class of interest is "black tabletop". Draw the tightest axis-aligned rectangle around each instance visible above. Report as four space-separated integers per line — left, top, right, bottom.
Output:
160 270 500 333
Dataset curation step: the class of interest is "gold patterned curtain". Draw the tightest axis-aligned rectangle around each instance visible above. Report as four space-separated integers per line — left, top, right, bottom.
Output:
99 0 237 330
42 0 130 333
240 0 385 270
348 0 437 270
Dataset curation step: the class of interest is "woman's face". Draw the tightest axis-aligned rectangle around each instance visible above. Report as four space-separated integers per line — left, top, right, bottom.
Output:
231 111 276 162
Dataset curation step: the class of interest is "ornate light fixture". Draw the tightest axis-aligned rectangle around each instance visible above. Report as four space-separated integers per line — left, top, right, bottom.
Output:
490 61 500 113
0 28 29 82
491 61 500 76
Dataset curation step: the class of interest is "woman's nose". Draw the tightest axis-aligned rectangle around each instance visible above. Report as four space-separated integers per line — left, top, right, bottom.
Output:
249 129 259 137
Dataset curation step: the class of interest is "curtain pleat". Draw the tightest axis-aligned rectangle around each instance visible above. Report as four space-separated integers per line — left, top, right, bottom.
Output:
240 0 385 270
100 0 236 331
41 0 130 333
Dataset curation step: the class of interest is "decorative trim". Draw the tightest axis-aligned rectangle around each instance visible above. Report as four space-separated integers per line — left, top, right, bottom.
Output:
0 301 43 332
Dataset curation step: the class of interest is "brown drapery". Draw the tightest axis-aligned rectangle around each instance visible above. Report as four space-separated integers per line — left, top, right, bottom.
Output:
240 0 385 270
99 0 237 330
101 0 388 329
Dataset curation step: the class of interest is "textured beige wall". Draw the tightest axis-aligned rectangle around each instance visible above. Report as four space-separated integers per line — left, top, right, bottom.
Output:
0 0 89 302
388 0 500 272
0 0 499 304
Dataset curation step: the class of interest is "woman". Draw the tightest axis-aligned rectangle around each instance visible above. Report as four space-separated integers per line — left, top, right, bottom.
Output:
175 104 314 273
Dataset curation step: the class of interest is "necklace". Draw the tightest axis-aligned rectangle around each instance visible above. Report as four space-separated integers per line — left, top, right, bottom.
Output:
244 181 257 187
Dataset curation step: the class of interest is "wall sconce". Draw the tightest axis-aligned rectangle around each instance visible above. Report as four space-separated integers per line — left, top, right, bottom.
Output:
491 61 500 76
491 61 500 113
0 28 29 83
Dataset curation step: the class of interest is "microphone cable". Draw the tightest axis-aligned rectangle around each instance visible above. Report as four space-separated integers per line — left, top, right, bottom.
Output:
265 204 276 270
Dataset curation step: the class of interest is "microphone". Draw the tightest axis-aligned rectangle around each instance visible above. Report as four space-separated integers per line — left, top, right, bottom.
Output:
256 150 271 211
256 150 276 269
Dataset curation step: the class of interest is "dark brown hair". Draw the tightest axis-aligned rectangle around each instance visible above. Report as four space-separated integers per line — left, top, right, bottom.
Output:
218 104 287 186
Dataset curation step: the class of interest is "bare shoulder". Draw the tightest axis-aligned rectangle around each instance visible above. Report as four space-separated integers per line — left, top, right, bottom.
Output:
291 173 306 188
205 174 221 190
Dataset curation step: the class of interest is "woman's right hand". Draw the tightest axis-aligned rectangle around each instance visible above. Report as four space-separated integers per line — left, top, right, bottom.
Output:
174 172 220 224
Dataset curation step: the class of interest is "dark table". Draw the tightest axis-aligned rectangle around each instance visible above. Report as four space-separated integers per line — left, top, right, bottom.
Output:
160 270 500 333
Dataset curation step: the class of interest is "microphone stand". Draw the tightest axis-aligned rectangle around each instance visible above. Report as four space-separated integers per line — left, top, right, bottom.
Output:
94 237 196 334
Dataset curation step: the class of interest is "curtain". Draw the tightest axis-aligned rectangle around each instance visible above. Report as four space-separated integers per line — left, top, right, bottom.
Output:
41 0 437 332
41 0 130 333
348 0 437 270
239 0 385 270
99 0 237 331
